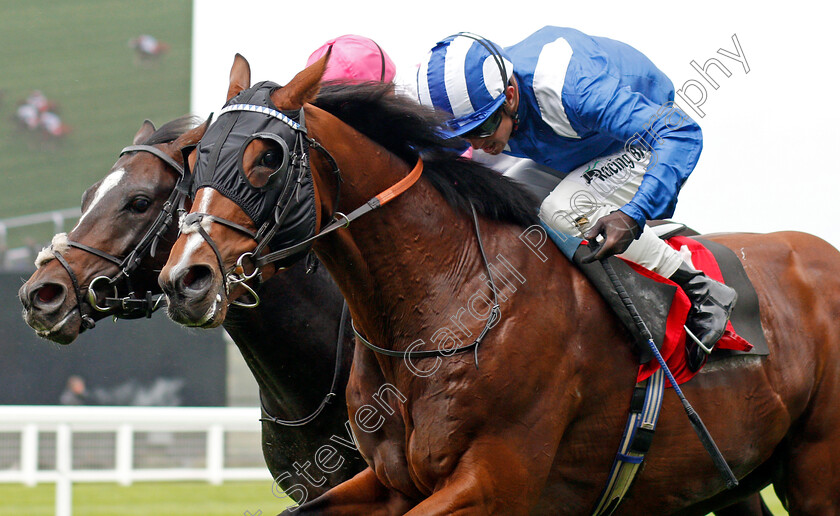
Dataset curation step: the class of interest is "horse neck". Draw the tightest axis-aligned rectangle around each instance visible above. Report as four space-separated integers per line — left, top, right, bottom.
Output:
222 260 351 418
315 172 504 355
305 106 578 360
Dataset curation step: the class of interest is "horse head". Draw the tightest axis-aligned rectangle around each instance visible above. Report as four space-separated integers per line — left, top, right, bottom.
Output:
158 52 537 332
19 117 206 344
159 53 339 328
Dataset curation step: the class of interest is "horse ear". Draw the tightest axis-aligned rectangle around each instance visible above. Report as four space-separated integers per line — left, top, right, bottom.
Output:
270 49 330 110
227 53 251 102
172 118 210 150
133 120 156 144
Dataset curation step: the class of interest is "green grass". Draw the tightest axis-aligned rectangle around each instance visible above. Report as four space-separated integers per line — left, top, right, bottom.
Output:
0 481 295 516
0 0 192 221
0 482 788 515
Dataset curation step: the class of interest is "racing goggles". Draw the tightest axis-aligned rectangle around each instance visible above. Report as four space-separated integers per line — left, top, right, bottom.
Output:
464 107 503 139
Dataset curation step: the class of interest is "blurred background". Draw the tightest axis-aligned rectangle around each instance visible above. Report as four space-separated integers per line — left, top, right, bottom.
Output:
3 0 834 514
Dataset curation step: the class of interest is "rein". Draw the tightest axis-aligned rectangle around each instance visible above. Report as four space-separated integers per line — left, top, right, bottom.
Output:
352 202 500 368
260 301 349 427
179 101 424 306
49 144 185 326
252 156 423 268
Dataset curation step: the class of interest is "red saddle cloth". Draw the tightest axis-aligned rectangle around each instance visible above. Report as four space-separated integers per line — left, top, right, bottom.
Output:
634 236 753 387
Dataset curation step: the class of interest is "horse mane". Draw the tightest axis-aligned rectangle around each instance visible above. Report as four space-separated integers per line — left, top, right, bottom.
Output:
313 83 539 228
142 115 203 145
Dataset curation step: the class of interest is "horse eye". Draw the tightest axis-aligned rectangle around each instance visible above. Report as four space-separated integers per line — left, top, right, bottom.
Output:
260 150 282 170
129 197 151 213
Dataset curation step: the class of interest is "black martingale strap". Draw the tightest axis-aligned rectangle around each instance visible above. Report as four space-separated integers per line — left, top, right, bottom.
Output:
353 202 500 368
260 301 349 427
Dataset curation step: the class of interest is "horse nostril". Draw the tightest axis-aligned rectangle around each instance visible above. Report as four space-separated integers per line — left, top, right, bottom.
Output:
181 265 213 292
35 283 64 305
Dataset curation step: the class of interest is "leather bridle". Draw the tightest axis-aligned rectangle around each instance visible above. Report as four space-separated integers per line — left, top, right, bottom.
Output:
178 99 354 305
49 144 186 328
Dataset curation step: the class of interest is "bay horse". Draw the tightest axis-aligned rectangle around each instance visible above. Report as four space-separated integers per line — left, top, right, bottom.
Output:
16 111 771 516
17 116 366 497
157 53 839 515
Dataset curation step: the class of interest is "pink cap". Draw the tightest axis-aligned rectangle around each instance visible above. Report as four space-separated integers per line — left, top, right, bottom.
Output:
306 35 396 84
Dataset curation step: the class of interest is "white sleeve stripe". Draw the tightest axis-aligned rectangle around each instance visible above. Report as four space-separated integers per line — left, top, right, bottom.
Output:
533 37 580 139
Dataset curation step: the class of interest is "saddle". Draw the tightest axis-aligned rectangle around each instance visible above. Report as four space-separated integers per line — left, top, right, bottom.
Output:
541 219 767 385
503 160 767 385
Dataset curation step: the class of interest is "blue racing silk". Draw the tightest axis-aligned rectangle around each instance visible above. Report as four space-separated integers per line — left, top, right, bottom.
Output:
504 26 702 229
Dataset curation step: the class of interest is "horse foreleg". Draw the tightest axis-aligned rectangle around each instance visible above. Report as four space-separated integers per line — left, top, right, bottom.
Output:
403 442 542 516
278 467 415 516
402 468 532 516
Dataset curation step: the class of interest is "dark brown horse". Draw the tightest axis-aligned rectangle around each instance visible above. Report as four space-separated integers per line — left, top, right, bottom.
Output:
157 54 838 514
17 116 366 498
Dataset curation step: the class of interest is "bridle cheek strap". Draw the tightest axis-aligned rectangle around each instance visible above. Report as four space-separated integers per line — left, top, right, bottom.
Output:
254 157 423 268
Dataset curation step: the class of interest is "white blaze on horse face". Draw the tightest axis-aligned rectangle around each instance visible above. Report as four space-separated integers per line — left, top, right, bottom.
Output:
171 188 216 278
73 169 126 231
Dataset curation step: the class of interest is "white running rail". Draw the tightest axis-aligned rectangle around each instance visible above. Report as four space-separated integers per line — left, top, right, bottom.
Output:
0 405 271 516
0 208 80 270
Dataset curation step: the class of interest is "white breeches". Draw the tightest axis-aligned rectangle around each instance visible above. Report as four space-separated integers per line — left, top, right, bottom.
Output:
538 148 683 278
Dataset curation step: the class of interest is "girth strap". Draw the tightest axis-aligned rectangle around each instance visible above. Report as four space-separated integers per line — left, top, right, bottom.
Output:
590 369 665 515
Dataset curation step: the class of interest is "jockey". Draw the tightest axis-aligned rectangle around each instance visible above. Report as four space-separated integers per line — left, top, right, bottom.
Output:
306 34 396 84
130 35 168 57
40 111 68 138
416 27 737 371
16 103 40 130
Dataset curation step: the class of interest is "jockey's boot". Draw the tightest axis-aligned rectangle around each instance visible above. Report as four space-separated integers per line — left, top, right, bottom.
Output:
668 263 738 371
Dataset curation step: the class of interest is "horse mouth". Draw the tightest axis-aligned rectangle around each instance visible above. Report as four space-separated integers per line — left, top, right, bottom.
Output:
191 297 223 328
28 309 80 345
166 292 225 328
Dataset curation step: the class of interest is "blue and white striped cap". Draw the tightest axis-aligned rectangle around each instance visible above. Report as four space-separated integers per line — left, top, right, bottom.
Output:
417 33 513 137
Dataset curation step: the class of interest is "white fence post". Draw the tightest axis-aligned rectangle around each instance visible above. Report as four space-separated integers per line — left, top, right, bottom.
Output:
21 423 38 487
116 424 133 486
206 424 224 485
55 423 73 516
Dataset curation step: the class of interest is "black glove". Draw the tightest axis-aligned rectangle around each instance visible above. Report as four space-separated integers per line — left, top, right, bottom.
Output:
580 210 641 263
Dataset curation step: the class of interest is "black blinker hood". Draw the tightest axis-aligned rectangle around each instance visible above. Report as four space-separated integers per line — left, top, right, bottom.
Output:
190 81 317 265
